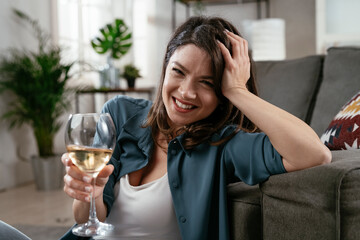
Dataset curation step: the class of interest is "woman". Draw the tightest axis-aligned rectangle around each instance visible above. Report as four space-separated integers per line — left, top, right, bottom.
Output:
61 16 331 239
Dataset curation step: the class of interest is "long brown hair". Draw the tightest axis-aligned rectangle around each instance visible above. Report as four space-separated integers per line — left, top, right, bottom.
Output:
143 16 258 149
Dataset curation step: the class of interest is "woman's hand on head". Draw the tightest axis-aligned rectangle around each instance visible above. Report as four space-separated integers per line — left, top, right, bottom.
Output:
217 30 251 98
61 153 114 203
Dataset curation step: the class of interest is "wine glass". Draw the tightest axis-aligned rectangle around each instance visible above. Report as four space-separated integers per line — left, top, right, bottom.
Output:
65 113 116 237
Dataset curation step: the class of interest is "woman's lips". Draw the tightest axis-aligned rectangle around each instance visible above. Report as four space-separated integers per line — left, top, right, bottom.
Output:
172 97 197 112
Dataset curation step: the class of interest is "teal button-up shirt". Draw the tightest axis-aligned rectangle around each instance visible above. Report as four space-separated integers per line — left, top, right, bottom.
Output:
101 95 286 240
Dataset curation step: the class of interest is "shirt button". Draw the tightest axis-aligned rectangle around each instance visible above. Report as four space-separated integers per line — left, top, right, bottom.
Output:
173 140 177 144
179 216 187 223
172 181 179 188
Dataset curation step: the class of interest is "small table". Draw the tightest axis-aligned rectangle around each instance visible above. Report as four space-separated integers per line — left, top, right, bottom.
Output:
75 87 155 113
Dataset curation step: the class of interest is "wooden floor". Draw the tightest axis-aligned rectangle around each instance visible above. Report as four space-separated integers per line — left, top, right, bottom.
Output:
0 182 74 228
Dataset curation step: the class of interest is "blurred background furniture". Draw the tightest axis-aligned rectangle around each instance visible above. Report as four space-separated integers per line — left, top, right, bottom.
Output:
75 87 154 113
0 220 31 240
172 0 270 30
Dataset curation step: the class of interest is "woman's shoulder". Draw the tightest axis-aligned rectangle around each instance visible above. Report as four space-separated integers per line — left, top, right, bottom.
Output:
212 124 265 143
102 95 152 125
104 95 152 113
104 95 152 110
212 125 240 140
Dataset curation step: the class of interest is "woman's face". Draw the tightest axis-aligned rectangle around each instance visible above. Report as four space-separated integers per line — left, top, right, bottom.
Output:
162 44 219 129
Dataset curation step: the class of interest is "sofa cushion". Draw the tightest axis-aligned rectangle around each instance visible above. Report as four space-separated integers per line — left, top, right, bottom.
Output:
311 47 360 136
260 149 360 240
321 91 360 150
255 55 324 124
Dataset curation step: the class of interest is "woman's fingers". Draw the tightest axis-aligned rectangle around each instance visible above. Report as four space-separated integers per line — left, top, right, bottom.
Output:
217 40 234 69
64 174 92 192
61 153 71 166
67 164 92 183
226 31 241 58
62 152 92 183
62 152 92 201
63 172 92 202
224 30 250 62
218 30 251 96
64 183 91 202
62 152 113 202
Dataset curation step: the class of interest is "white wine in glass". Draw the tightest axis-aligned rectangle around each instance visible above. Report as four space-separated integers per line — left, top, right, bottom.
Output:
65 113 116 237
67 146 113 178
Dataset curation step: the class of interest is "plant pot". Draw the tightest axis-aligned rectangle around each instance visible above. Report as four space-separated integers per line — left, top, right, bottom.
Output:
30 155 64 191
126 78 136 88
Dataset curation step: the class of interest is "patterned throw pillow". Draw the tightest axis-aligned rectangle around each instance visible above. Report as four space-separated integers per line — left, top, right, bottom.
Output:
321 91 360 150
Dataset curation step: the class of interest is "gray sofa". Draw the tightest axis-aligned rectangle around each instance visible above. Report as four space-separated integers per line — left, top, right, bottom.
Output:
228 47 360 240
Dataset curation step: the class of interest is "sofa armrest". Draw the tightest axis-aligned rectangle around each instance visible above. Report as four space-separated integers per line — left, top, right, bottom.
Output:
227 183 262 240
260 149 360 240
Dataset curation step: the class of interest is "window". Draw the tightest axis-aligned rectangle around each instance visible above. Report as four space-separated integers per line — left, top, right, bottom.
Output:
53 0 150 88
316 0 360 53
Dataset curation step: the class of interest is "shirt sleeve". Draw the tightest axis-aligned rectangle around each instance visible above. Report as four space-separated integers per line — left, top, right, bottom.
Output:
102 147 121 216
222 130 287 185
100 97 123 216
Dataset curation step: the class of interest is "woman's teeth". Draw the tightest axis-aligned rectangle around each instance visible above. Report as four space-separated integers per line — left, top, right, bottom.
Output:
175 99 194 109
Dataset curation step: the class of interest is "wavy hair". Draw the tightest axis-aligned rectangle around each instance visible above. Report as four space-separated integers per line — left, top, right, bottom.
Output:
143 16 258 149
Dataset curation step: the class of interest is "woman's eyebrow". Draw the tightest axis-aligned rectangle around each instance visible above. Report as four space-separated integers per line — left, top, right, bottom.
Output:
172 61 188 72
172 61 214 80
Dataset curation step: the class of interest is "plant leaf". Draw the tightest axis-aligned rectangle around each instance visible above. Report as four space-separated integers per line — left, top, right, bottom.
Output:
90 18 132 59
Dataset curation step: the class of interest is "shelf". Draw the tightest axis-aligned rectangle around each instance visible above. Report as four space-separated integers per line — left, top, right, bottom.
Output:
179 0 266 4
173 0 270 30
76 87 154 94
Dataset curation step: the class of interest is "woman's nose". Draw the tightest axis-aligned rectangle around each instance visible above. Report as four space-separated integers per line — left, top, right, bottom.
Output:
178 79 196 99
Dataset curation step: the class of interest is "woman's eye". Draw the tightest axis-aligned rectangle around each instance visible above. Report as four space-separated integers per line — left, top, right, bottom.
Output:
201 80 215 88
172 68 184 76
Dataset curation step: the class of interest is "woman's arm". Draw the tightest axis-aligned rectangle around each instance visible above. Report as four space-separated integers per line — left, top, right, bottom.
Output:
62 153 114 223
218 31 331 172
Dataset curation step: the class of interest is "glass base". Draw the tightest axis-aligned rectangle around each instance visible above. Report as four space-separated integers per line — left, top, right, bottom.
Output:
72 221 114 237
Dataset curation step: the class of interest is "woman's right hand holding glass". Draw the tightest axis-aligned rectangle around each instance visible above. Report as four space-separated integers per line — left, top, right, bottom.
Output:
62 153 114 203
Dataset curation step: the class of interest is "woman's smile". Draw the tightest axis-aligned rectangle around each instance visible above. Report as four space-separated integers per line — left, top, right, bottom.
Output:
173 97 197 112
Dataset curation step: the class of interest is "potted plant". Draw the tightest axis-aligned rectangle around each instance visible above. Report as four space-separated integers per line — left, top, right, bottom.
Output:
0 9 74 190
91 18 132 88
122 64 142 88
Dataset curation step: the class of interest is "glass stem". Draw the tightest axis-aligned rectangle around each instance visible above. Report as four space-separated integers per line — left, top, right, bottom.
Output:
88 176 99 225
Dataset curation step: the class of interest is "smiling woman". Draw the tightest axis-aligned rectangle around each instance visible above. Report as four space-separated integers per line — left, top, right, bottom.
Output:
60 16 330 240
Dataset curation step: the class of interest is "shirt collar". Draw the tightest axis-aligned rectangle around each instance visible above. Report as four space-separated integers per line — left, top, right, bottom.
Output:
122 106 153 157
122 111 193 157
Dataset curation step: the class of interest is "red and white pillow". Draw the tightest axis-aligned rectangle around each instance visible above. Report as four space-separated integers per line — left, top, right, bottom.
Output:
321 91 360 150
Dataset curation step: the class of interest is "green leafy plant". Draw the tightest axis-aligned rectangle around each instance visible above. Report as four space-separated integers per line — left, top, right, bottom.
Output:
91 19 132 59
122 64 141 80
122 64 141 88
0 9 74 157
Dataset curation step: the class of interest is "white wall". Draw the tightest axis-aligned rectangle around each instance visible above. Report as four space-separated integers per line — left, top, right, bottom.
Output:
270 0 316 59
0 0 62 190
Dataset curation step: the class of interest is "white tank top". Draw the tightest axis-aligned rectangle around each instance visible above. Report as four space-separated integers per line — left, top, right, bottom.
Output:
105 173 182 239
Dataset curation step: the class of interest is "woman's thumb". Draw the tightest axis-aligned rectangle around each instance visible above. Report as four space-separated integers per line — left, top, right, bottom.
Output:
98 164 114 178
